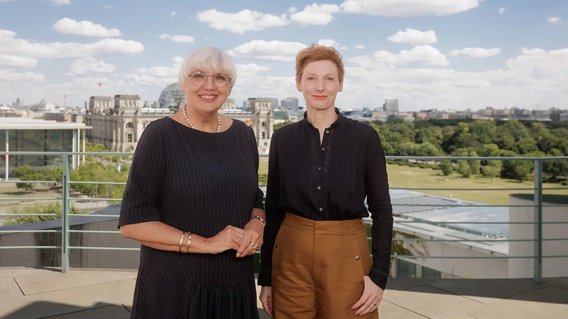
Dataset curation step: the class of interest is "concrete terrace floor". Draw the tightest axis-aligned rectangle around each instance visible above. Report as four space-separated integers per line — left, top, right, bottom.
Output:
1 267 567 319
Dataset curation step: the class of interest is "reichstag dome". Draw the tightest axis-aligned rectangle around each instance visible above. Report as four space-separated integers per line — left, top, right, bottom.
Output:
158 83 185 111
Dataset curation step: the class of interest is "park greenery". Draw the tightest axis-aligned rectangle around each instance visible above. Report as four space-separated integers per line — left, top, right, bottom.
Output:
371 118 568 182
13 142 130 197
273 118 568 183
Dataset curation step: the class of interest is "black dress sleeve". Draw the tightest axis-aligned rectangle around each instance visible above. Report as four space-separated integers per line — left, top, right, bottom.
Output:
365 126 394 290
118 120 166 227
258 130 285 286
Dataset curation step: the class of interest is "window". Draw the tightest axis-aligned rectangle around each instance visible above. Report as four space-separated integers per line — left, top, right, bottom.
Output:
127 134 133 143
126 122 134 129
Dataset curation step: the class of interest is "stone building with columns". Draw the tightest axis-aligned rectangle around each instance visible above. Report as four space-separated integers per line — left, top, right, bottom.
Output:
85 85 274 154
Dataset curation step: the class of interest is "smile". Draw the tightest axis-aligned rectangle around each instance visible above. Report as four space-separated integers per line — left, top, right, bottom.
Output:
312 95 327 100
199 95 217 101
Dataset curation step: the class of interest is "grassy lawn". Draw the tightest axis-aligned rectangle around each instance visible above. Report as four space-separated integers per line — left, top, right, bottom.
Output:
259 157 568 205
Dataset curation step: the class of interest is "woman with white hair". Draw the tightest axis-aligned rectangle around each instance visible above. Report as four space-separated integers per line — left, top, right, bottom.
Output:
119 47 265 319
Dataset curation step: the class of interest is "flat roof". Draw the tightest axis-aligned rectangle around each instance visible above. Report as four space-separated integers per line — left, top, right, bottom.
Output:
0 117 91 130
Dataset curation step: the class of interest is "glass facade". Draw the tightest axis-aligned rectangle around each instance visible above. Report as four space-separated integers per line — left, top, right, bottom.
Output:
0 129 74 178
158 83 185 111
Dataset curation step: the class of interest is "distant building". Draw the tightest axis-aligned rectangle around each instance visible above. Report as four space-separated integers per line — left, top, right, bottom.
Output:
383 98 399 114
157 83 185 111
0 117 90 179
85 86 274 154
281 97 299 110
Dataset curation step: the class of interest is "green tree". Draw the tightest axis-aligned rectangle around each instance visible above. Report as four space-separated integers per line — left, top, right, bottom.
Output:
5 203 81 225
439 160 454 176
499 150 532 182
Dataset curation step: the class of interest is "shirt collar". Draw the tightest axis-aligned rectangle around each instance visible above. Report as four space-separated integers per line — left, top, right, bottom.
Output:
302 108 343 130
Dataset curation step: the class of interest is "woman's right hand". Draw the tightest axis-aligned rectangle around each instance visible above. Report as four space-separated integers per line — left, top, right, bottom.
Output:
259 286 273 318
205 225 245 254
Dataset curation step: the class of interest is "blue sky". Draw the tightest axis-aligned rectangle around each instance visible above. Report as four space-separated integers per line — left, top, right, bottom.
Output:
0 0 567 111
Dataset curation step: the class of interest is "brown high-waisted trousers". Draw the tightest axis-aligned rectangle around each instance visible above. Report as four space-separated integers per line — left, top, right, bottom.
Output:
271 213 379 319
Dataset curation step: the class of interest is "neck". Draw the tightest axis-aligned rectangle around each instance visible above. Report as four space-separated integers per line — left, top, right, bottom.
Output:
306 107 337 130
182 104 221 132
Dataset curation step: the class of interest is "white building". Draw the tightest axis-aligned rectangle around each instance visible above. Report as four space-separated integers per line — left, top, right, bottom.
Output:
85 86 274 154
387 190 568 280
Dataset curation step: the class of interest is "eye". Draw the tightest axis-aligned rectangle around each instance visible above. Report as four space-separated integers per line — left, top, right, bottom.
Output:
214 74 229 82
306 76 316 81
191 73 205 80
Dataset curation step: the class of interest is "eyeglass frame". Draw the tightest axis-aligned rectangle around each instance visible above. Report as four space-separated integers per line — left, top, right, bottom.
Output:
186 71 232 88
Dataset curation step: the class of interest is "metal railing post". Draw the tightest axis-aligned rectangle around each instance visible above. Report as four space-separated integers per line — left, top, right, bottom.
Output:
533 159 543 283
61 154 70 273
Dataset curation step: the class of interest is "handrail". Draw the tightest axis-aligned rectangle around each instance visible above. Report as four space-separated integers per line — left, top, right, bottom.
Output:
0 151 567 283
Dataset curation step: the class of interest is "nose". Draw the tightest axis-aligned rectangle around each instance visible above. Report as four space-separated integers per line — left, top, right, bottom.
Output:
315 79 325 91
203 75 215 89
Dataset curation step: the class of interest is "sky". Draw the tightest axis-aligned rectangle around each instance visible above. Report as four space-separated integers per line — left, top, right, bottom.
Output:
0 0 567 112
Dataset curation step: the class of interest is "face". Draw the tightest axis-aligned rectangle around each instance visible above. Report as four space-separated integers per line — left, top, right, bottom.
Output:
296 60 343 112
183 66 232 113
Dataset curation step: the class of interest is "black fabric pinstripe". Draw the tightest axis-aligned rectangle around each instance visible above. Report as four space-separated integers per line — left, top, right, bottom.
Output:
119 117 262 319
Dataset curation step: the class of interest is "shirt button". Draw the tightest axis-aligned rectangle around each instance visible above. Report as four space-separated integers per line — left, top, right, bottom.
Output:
325 130 330 134
316 185 321 190
317 166 322 171
319 207 323 212
321 147 325 151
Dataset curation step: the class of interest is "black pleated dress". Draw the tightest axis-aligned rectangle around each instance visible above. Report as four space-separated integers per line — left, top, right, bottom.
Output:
119 117 263 319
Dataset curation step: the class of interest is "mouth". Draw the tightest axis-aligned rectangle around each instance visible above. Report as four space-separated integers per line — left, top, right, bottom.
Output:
312 95 327 100
199 95 217 102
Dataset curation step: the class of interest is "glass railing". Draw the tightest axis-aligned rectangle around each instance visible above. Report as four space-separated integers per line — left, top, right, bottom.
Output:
0 151 567 283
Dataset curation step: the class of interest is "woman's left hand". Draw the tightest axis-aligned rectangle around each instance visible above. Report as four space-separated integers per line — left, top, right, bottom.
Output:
351 275 384 316
236 208 265 257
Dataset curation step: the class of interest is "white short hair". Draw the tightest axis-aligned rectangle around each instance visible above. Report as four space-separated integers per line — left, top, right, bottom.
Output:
178 47 237 89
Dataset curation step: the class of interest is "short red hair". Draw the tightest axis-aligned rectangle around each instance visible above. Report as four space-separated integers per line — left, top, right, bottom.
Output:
295 44 344 83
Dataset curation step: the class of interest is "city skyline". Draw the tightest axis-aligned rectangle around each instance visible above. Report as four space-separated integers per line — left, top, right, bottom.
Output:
0 0 567 111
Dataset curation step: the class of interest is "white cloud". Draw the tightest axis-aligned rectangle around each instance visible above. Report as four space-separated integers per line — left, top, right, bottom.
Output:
70 57 116 74
0 29 144 58
103 5 112 9
228 40 306 61
236 63 271 74
388 28 437 45
290 3 340 25
498 7 506 14
340 46 568 110
233 63 296 104
197 9 287 34
369 45 449 67
0 69 44 82
158 34 195 43
355 44 365 49
317 39 346 50
340 0 479 17
52 18 121 38
548 16 561 24
288 7 298 13
126 56 182 87
170 11 178 18
48 0 71 6
0 54 37 68
449 47 501 58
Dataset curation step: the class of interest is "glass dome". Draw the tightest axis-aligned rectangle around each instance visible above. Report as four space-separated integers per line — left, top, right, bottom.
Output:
158 83 185 111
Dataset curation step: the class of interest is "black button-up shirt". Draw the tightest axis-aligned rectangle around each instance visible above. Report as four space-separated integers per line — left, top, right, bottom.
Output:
258 110 393 289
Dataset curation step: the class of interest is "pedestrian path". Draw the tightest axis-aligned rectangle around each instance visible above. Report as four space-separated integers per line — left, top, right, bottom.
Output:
1 267 567 319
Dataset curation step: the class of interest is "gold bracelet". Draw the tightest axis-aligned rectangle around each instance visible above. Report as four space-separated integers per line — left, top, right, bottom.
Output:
178 231 185 253
252 215 266 225
184 232 192 254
